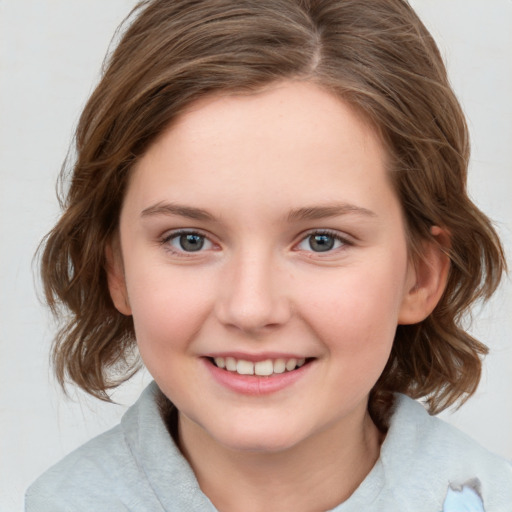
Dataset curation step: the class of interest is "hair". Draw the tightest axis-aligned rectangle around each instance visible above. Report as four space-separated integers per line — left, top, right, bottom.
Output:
40 0 506 429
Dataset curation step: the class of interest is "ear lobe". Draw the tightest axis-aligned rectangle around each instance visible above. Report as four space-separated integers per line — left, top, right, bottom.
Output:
105 241 132 316
398 226 450 325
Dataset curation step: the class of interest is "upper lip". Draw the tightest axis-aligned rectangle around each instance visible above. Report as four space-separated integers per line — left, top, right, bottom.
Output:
203 352 313 362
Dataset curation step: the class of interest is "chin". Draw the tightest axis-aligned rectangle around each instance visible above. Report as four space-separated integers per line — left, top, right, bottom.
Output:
206 418 312 454
220 433 301 454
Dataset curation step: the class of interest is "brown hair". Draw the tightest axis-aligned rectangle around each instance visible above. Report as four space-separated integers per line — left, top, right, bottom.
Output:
40 0 506 427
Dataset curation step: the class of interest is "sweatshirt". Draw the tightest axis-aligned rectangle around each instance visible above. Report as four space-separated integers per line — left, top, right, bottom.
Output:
25 382 512 511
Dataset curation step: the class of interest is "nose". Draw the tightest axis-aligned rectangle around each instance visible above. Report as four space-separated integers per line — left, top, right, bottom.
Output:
214 249 292 334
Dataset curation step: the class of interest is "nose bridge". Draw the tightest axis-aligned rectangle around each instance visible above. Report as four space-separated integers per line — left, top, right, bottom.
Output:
215 244 290 332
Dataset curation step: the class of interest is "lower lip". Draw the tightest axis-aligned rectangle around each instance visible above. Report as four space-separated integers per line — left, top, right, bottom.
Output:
204 358 313 396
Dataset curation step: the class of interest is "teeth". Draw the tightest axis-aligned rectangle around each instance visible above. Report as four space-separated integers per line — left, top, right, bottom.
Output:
273 359 286 374
285 358 297 371
236 360 254 375
254 360 273 376
213 356 307 376
225 357 237 371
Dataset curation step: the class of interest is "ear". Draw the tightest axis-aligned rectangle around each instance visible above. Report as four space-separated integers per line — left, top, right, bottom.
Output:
398 226 450 325
105 239 132 316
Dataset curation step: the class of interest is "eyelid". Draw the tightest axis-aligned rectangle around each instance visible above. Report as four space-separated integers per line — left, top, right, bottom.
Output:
159 228 353 256
160 228 217 256
294 229 354 252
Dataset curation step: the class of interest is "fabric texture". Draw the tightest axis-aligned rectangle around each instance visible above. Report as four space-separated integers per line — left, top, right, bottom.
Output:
25 382 512 512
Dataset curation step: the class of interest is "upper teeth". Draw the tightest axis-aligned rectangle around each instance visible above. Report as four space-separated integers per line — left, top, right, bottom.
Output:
214 357 306 376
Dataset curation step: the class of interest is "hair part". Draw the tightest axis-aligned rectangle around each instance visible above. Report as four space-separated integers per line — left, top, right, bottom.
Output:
40 0 506 427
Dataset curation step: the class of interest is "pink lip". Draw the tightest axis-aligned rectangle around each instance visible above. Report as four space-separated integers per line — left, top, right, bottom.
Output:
203 357 313 396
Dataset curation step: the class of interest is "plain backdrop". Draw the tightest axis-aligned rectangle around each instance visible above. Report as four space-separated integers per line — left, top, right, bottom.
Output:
1 1 511 510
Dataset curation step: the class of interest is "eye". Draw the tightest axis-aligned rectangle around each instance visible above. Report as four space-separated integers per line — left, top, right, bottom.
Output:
297 232 348 253
164 231 214 253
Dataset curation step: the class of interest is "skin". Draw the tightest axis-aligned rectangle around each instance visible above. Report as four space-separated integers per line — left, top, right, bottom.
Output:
107 81 449 511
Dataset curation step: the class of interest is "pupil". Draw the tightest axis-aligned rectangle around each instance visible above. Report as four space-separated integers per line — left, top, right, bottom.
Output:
179 234 204 251
310 234 334 252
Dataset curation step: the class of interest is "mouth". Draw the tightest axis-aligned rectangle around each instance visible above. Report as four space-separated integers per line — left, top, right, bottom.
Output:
208 356 312 377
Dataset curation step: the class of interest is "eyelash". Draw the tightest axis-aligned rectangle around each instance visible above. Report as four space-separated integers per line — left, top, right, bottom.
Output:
297 229 353 254
160 229 215 257
160 229 353 257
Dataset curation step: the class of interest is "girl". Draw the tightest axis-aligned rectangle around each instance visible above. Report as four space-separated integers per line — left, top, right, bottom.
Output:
26 0 512 510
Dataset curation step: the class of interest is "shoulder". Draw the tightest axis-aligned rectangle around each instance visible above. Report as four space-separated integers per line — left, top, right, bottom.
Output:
25 383 170 512
25 424 134 511
25 383 215 512
380 394 512 510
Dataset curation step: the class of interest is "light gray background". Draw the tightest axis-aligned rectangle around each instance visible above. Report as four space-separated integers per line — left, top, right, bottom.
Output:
1 1 511 510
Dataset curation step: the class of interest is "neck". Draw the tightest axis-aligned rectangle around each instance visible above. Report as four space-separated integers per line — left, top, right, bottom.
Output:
177 408 383 512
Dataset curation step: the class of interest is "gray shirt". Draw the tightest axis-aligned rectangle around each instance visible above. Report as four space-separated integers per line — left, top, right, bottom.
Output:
26 382 512 511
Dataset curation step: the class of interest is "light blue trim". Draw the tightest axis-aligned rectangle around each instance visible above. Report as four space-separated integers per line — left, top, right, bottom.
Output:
442 485 485 512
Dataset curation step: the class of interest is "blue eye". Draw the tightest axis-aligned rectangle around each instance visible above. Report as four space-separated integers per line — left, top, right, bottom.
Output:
166 232 213 252
297 232 345 252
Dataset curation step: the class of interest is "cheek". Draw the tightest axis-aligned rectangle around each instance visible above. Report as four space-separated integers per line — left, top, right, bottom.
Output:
298 253 409 358
125 264 214 359
301 276 401 402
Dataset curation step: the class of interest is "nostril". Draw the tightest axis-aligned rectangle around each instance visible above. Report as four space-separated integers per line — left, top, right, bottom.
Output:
214 271 292 332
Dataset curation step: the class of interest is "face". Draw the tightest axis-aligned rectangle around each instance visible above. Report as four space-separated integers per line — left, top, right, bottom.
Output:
110 81 419 453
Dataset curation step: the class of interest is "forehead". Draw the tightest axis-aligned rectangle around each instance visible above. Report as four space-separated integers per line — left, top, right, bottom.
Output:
157 81 383 162
124 81 399 224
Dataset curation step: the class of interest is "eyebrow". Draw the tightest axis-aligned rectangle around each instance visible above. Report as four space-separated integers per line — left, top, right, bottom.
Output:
141 202 215 221
287 204 377 222
140 201 377 222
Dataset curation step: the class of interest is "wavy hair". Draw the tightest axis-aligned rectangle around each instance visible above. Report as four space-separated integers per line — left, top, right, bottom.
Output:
40 0 506 428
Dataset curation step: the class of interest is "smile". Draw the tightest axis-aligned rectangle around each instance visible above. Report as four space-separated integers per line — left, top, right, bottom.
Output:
212 356 307 376
204 355 314 395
